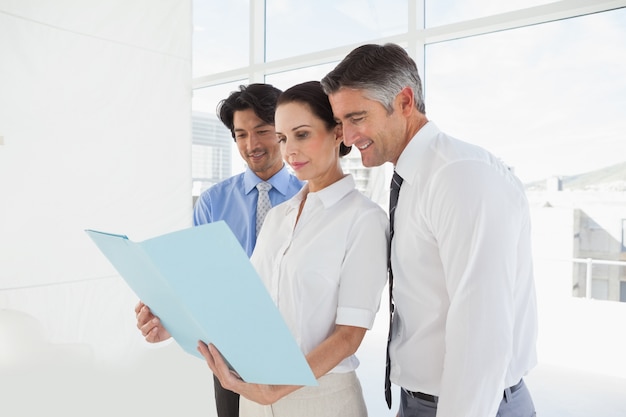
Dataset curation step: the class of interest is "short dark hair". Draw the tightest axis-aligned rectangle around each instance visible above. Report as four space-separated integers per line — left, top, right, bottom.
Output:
277 81 351 157
217 83 282 141
321 43 425 114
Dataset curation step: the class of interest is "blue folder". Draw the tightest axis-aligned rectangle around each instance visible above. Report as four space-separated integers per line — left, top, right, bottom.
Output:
85 221 317 386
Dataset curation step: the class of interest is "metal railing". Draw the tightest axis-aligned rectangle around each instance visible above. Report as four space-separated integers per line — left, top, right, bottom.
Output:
571 257 626 299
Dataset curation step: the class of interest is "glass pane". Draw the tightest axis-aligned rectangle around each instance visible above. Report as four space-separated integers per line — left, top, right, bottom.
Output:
265 62 339 91
192 80 249 195
266 0 408 61
192 0 249 77
591 278 609 300
425 8 626 185
425 0 558 27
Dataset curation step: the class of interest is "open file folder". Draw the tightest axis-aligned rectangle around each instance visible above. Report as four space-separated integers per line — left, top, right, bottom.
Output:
85 222 317 386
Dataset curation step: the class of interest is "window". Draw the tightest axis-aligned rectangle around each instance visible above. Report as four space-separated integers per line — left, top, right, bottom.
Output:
192 80 249 195
265 62 339 91
265 0 408 61
192 3 626 193
192 0 250 77
425 8 626 185
425 0 558 27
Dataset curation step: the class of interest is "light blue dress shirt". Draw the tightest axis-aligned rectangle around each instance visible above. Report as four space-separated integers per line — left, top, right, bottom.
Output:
193 165 304 257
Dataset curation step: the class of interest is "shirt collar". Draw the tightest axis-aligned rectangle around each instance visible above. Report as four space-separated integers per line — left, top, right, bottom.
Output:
286 174 355 210
395 121 440 186
243 164 293 195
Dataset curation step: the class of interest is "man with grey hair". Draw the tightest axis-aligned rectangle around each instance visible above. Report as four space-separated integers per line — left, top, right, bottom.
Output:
321 43 538 417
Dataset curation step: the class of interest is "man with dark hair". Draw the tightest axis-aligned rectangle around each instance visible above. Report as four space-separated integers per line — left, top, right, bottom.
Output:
322 43 538 417
136 83 304 417
193 83 304 257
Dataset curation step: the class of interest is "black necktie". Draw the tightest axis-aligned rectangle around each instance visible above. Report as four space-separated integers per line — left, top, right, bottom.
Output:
385 171 403 409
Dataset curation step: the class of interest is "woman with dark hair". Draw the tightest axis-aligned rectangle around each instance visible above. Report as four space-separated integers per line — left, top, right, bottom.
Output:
198 81 388 417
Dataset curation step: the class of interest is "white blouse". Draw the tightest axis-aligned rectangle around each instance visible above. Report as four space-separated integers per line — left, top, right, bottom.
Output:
251 174 389 373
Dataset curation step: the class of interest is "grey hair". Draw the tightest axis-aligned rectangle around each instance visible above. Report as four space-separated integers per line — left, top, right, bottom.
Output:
321 43 425 114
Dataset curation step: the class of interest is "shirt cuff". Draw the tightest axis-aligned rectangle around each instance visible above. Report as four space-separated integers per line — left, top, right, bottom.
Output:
336 307 376 329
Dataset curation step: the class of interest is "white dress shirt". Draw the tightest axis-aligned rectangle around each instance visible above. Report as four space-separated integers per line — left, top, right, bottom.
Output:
389 122 538 417
251 174 389 373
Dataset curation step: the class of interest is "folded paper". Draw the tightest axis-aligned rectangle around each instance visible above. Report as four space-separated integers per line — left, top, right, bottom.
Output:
86 222 317 386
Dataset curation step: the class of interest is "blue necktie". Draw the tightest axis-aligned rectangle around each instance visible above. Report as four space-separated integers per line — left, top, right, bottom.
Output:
256 182 272 238
385 171 403 409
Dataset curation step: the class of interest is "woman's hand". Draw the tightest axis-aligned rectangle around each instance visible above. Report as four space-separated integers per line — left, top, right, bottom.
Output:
197 324 366 405
197 341 299 405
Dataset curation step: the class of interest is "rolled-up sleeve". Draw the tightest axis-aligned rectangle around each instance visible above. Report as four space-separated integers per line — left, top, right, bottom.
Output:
337 206 389 330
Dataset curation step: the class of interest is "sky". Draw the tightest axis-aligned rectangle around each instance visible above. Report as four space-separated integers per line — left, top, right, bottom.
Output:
425 7 626 183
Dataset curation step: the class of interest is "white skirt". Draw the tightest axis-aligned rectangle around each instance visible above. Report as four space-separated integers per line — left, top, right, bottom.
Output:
239 371 367 417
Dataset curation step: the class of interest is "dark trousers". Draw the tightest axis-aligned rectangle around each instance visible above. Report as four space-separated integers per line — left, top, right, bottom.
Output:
399 379 535 417
214 374 239 417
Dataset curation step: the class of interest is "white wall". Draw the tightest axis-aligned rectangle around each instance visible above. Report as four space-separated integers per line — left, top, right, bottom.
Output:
0 1 216 415
0 0 193 290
